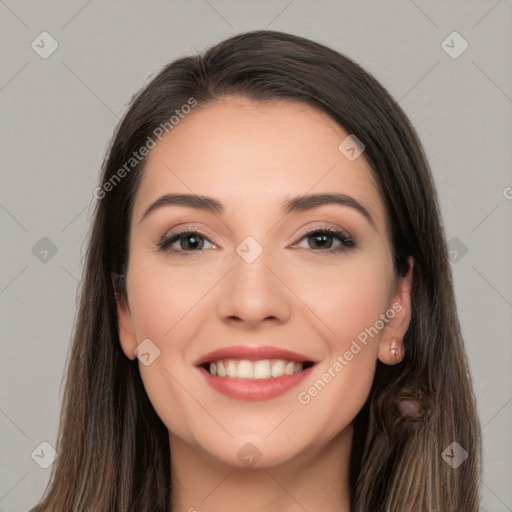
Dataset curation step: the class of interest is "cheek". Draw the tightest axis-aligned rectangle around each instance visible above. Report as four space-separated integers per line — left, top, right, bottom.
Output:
290 252 393 352
296 349 376 441
124 261 219 440
126 258 216 344
292 261 389 430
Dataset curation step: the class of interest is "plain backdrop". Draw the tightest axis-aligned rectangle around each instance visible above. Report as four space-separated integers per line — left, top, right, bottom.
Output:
1 1 511 511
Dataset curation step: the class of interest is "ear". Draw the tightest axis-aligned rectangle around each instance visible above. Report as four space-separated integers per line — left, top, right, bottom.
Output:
113 278 138 361
378 257 414 365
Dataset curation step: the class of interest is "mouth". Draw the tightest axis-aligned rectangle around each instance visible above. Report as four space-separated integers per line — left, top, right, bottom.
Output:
195 345 317 400
199 358 315 379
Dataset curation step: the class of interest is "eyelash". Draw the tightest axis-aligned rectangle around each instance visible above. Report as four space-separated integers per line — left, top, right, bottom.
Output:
157 228 356 256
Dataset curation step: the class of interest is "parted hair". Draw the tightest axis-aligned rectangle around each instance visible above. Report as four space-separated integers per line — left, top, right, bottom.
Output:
31 30 480 512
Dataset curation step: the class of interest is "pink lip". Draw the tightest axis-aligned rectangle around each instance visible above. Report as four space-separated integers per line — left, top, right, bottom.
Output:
195 345 314 366
198 366 314 401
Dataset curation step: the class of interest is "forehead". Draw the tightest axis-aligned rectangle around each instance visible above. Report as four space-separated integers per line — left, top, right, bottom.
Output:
133 97 386 232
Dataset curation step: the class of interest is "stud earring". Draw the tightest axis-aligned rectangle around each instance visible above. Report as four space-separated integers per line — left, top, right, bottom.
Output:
390 340 404 363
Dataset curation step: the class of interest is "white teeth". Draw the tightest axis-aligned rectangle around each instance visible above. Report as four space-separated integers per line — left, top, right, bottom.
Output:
216 361 226 377
271 359 285 377
207 359 306 379
226 360 237 378
237 360 253 379
253 360 272 379
284 361 295 375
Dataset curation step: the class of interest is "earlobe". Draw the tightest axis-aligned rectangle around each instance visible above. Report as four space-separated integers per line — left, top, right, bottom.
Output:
388 339 405 364
114 285 138 361
378 257 414 366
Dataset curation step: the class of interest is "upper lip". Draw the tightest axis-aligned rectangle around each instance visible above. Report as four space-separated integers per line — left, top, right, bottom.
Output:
195 345 317 366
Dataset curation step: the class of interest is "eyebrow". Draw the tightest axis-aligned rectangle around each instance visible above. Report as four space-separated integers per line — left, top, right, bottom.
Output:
139 192 375 227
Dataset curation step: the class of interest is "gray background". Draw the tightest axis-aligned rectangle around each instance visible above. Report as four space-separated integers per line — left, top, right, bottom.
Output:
1 1 511 511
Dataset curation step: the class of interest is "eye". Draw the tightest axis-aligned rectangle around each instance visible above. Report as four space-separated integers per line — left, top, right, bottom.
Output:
158 230 216 253
157 228 355 255
294 229 355 254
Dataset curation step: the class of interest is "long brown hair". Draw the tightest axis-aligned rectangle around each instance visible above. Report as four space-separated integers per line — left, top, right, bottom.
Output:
31 30 481 512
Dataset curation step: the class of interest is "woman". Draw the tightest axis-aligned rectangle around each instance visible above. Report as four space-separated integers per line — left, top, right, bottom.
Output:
31 30 481 511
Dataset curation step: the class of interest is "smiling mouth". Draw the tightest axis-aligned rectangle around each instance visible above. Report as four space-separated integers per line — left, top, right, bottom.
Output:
200 359 315 380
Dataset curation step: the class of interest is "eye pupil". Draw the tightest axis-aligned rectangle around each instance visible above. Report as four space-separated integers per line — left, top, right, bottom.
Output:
309 233 333 249
182 234 203 250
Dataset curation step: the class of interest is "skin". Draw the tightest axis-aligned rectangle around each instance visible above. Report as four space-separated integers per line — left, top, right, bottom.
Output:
116 96 413 512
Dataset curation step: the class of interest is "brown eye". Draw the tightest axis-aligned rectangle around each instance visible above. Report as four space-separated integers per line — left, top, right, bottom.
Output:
296 229 355 253
158 231 215 252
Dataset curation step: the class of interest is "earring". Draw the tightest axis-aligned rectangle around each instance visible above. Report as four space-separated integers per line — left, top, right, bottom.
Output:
390 340 404 363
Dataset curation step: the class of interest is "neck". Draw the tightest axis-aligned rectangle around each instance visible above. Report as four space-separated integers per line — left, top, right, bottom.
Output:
168 425 353 512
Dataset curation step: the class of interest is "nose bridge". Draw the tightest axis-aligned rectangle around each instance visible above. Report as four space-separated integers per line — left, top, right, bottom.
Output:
216 236 292 325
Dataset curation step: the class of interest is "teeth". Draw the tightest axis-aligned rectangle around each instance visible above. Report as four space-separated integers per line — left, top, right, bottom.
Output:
226 360 237 378
237 360 253 379
253 360 271 379
284 361 295 375
217 361 226 377
207 359 305 379
271 359 285 377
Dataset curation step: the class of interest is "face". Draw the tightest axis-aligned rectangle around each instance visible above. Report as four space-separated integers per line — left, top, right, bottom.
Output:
117 96 412 469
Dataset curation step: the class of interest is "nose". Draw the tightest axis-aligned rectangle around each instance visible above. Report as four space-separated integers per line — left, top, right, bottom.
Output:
216 245 292 328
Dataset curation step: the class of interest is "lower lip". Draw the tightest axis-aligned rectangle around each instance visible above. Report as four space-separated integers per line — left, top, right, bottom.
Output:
198 366 313 401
